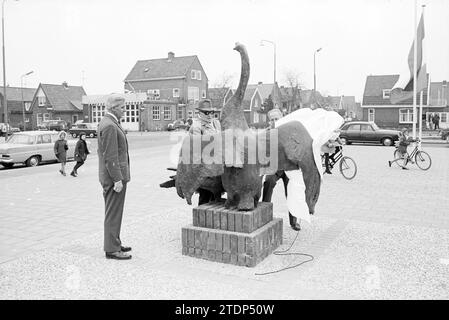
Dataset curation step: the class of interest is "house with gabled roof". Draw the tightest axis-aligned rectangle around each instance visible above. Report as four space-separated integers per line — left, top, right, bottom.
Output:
0 86 36 130
241 86 264 126
279 86 301 113
30 82 86 129
246 82 282 111
298 89 325 108
324 95 361 120
124 51 208 124
361 74 431 129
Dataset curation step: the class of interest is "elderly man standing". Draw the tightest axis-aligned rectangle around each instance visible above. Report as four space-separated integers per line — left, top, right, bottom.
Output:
98 94 132 260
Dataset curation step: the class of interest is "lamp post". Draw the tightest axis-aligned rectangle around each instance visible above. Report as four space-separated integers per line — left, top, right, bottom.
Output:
260 40 276 84
21 70 33 131
2 0 18 136
313 47 322 93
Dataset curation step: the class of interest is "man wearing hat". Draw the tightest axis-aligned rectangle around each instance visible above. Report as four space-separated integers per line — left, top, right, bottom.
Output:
188 99 221 204
189 99 221 135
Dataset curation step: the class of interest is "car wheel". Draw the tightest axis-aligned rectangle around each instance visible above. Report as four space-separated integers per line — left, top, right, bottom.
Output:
72 133 77 138
89 133 94 138
26 155 40 167
340 137 348 145
382 138 393 146
1 163 14 169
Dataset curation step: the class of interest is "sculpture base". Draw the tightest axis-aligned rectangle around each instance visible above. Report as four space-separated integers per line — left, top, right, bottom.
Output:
182 201 283 267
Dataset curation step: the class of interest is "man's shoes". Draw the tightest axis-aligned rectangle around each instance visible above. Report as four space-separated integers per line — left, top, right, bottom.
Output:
402 166 409 170
105 251 132 260
324 170 332 174
120 245 132 252
70 171 77 177
388 161 391 167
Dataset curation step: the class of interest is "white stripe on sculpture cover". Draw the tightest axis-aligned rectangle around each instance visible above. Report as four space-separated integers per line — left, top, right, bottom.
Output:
275 108 344 224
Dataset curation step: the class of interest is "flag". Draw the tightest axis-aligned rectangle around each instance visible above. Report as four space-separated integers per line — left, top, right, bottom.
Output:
390 12 427 104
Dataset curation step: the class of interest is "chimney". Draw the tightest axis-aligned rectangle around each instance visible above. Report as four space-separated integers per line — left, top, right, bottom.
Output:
168 52 175 62
62 81 68 88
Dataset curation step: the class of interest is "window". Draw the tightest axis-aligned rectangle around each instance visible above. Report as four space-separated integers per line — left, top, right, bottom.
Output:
24 102 31 111
399 109 414 123
188 110 193 118
383 89 391 99
177 106 183 119
191 70 196 79
91 104 106 123
202 90 206 99
253 112 260 123
163 106 171 120
360 124 374 131
72 115 78 124
196 70 201 80
152 106 160 120
347 124 360 131
173 88 180 98
368 108 375 122
41 134 52 144
43 113 50 122
37 113 43 125
147 89 160 100
38 96 46 107
188 87 199 102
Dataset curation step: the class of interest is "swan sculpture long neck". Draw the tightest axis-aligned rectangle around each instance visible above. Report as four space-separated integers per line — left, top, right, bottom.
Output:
220 43 250 131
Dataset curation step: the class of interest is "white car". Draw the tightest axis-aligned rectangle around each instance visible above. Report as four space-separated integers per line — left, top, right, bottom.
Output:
0 131 87 168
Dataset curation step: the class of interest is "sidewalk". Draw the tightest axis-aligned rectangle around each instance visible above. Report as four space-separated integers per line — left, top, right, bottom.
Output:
0 144 448 299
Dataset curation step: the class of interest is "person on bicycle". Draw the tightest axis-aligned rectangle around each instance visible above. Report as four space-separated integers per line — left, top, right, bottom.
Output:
322 130 344 174
388 128 417 170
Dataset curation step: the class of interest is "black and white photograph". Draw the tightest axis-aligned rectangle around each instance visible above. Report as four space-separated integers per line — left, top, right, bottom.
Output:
0 0 448 307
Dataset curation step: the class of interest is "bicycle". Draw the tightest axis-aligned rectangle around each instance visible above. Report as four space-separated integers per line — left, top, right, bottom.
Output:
321 146 357 180
391 139 432 170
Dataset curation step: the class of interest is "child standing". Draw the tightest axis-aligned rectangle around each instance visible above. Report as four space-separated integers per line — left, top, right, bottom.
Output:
388 128 416 170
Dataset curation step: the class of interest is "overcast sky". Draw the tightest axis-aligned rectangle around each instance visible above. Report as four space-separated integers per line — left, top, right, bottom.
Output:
5 0 449 101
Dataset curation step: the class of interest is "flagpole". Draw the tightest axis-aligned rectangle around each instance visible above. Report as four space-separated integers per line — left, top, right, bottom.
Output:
418 4 426 145
413 0 418 139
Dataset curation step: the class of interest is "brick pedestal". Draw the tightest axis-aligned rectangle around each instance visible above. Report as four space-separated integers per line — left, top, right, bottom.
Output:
182 200 283 267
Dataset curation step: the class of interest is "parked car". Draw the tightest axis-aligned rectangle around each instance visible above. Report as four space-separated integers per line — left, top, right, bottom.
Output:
41 120 68 131
440 129 449 142
68 122 98 138
339 121 400 146
0 131 87 168
167 120 189 131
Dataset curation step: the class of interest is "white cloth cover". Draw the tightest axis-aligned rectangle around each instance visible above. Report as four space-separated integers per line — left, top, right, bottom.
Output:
275 108 344 223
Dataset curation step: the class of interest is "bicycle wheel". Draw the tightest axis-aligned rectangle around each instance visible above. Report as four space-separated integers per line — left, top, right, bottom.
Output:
415 151 431 170
339 156 357 180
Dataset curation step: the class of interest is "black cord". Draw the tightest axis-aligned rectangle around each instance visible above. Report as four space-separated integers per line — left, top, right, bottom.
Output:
255 230 314 276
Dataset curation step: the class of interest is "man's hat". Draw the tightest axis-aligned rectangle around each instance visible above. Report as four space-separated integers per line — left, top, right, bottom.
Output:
196 99 214 112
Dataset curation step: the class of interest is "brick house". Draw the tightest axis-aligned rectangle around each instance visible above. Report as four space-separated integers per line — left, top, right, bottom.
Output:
298 89 325 108
124 52 208 129
361 74 431 129
242 86 264 125
82 92 147 131
0 87 36 130
30 82 86 129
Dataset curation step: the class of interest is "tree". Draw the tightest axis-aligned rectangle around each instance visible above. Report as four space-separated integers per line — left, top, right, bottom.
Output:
211 72 235 89
261 95 274 114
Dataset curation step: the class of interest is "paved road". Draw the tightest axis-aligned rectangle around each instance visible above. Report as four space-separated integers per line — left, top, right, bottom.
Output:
0 133 448 299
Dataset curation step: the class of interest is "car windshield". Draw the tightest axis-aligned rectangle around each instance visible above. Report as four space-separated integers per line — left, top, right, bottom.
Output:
370 122 380 130
6 134 35 145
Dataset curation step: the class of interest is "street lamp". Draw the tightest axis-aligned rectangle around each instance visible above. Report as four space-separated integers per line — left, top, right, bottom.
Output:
21 70 33 131
260 40 276 84
2 0 18 136
313 47 322 93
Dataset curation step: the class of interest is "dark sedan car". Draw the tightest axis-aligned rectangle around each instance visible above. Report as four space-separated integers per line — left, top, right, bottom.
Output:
339 121 400 146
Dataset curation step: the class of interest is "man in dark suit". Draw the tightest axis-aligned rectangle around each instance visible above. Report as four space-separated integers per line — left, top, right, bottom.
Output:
97 94 132 260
